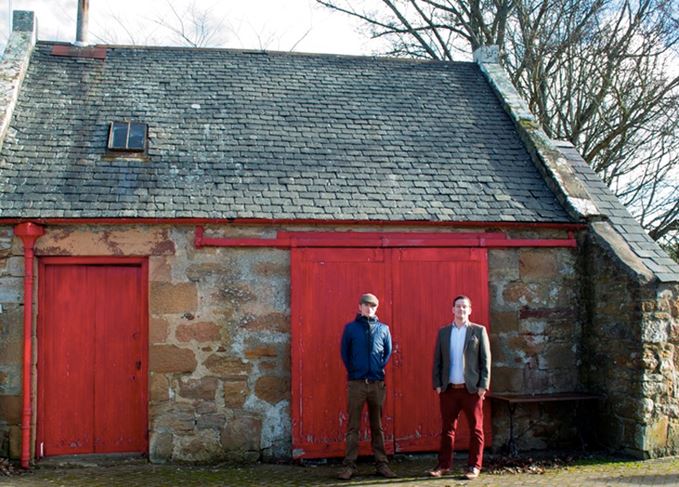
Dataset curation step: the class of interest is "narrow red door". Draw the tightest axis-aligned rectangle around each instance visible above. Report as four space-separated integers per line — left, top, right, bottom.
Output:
392 248 491 452
291 248 394 458
38 259 148 457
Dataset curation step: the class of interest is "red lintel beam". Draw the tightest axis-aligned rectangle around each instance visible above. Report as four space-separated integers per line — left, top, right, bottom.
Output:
194 227 577 248
0 218 587 232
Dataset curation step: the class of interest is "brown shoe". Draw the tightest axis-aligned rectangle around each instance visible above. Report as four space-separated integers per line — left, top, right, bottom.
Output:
464 466 480 480
337 466 355 480
428 467 450 477
376 463 397 478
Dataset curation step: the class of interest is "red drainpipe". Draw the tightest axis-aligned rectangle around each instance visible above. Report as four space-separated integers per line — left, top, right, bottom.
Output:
13 222 45 469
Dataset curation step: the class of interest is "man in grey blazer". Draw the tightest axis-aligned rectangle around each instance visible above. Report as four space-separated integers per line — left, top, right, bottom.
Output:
429 295 491 480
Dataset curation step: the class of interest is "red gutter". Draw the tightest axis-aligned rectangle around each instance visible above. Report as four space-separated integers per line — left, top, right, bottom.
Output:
0 217 587 231
13 222 45 470
195 227 577 249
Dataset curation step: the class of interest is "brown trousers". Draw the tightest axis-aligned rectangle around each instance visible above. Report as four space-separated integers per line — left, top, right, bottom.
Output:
342 380 388 467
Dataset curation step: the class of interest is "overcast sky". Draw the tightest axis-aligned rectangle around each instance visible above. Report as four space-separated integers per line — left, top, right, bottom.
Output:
0 0 381 55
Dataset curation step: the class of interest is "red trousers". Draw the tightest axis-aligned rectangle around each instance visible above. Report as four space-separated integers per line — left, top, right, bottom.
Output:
436 386 485 470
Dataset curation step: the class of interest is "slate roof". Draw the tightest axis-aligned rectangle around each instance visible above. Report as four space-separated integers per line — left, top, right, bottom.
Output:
0 42 574 222
556 141 679 281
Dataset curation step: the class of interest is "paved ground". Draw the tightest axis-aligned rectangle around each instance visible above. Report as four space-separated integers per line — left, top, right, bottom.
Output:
0 454 678 487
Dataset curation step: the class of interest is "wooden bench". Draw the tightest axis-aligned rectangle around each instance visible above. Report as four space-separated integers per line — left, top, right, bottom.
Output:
489 392 603 456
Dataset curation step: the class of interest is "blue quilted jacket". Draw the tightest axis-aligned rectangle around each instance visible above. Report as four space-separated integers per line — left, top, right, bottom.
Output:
340 314 392 381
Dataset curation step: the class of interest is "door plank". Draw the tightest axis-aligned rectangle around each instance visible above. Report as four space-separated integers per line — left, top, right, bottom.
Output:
40 265 95 455
94 265 147 453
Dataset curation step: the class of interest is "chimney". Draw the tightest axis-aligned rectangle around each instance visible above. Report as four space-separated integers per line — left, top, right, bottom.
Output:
472 45 500 65
75 0 89 46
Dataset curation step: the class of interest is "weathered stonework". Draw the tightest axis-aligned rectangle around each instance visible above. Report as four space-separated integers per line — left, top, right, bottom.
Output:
176 322 221 343
488 245 582 450
255 376 289 406
582 226 679 458
150 282 198 315
0 221 675 462
150 345 197 374
36 227 176 257
137 226 292 463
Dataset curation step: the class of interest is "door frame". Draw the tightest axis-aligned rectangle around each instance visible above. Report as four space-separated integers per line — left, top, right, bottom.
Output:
35 256 149 459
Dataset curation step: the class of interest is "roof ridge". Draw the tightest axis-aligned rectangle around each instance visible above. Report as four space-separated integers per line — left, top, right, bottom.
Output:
35 40 474 65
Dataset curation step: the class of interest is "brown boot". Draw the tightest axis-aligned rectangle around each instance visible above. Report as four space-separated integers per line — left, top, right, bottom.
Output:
376 463 397 478
337 466 356 480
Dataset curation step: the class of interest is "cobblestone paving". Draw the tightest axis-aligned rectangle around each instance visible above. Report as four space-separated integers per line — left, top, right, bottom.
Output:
0 456 677 487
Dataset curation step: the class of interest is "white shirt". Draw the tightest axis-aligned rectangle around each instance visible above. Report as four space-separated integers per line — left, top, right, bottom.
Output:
449 323 467 384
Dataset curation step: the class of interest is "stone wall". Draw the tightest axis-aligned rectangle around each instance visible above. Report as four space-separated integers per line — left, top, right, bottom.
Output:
583 225 679 458
488 241 582 450
0 223 592 461
0 224 292 462
0 226 22 458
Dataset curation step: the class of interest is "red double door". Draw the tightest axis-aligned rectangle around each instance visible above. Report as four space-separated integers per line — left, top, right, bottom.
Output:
291 247 491 458
37 258 148 457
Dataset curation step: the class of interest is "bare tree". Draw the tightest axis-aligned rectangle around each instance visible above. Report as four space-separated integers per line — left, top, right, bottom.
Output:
317 0 679 249
87 1 314 53
86 0 232 48
152 0 229 48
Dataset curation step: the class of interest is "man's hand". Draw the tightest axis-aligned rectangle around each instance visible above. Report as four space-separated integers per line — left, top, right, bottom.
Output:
436 386 441 394
478 387 487 399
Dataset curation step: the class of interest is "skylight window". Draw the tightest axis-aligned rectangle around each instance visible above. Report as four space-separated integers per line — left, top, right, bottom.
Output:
108 121 147 151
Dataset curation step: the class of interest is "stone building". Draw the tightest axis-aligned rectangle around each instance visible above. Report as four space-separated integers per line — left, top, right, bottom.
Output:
0 11 677 465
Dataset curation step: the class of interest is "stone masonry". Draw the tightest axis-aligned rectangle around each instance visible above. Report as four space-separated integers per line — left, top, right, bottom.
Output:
489 239 582 450
0 222 591 462
582 224 679 458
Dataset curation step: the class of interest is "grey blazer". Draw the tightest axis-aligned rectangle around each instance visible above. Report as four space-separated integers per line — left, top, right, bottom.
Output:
432 322 491 393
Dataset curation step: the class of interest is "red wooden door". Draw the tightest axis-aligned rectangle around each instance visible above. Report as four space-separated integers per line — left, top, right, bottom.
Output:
392 248 491 452
38 259 148 457
291 246 490 458
290 248 394 458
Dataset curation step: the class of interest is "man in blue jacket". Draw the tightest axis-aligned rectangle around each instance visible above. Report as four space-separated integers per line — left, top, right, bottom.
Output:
337 293 396 480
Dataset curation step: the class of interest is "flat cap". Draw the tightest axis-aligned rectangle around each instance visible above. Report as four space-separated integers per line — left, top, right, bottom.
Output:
359 293 379 306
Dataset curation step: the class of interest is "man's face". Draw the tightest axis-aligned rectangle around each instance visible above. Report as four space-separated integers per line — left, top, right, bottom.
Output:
453 298 472 322
359 302 378 318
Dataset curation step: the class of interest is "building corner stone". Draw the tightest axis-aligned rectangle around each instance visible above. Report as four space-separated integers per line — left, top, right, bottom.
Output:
0 10 37 153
